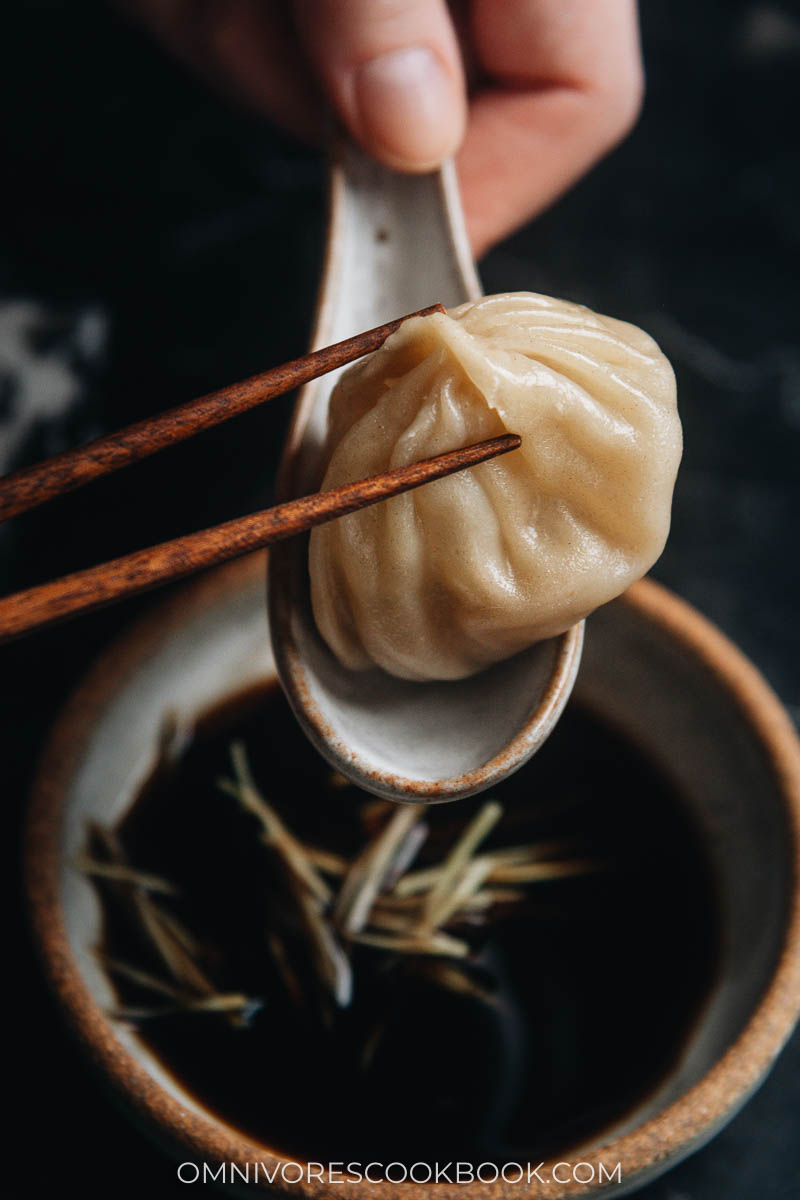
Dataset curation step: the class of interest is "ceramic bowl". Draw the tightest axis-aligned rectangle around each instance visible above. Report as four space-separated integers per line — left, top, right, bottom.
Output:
26 556 800 1199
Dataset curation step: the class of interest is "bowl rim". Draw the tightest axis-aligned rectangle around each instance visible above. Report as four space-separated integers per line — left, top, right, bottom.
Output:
25 561 800 1199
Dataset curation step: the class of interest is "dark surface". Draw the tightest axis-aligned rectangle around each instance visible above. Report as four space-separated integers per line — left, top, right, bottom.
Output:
2 0 798 1195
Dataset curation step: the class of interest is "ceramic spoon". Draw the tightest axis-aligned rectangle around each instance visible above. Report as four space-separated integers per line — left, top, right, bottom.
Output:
268 142 584 803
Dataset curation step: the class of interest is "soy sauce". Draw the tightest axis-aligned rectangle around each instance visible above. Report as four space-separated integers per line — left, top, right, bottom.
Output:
100 684 720 1165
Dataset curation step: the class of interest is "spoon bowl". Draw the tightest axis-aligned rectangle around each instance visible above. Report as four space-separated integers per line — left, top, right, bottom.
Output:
268 144 583 803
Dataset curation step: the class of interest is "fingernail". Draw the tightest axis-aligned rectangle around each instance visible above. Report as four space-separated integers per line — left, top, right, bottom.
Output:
354 47 463 171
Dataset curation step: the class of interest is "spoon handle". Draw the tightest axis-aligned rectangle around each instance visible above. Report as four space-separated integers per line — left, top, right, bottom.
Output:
276 142 483 498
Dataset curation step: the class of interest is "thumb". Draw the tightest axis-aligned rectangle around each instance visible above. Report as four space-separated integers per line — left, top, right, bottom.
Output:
293 0 467 172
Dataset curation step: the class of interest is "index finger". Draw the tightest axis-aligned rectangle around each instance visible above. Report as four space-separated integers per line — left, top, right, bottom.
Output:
460 0 644 255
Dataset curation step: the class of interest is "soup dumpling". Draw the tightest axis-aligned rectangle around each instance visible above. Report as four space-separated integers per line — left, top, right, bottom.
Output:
309 292 682 682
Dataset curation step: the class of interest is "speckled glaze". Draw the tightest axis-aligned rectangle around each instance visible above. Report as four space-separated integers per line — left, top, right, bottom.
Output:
25 554 800 1199
267 146 584 803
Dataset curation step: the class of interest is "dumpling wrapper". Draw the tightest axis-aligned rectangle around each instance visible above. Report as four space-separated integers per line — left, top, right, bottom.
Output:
309 292 681 682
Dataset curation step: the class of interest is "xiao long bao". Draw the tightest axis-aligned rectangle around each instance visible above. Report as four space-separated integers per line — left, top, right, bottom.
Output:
309 292 682 682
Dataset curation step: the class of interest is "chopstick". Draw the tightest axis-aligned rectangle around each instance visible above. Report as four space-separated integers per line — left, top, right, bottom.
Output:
0 303 445 523
0 434 521 642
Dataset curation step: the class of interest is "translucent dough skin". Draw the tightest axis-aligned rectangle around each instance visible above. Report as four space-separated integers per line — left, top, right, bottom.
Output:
309 292 682 682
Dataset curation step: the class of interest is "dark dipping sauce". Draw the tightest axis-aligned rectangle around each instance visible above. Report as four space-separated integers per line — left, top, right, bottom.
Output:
100 684 720 1167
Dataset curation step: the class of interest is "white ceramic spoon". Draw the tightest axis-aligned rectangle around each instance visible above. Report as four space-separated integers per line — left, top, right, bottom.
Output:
268 143 584 803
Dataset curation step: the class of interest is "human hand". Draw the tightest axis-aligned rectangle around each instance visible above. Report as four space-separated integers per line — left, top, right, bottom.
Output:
121 1 643 257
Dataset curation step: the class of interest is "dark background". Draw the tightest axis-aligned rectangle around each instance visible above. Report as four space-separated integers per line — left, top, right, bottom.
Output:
2 0 799 1195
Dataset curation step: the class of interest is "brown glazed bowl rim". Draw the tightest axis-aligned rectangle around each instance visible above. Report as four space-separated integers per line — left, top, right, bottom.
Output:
25 562 800 1199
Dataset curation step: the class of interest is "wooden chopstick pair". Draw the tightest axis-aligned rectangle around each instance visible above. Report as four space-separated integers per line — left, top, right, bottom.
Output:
0 306 521 642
